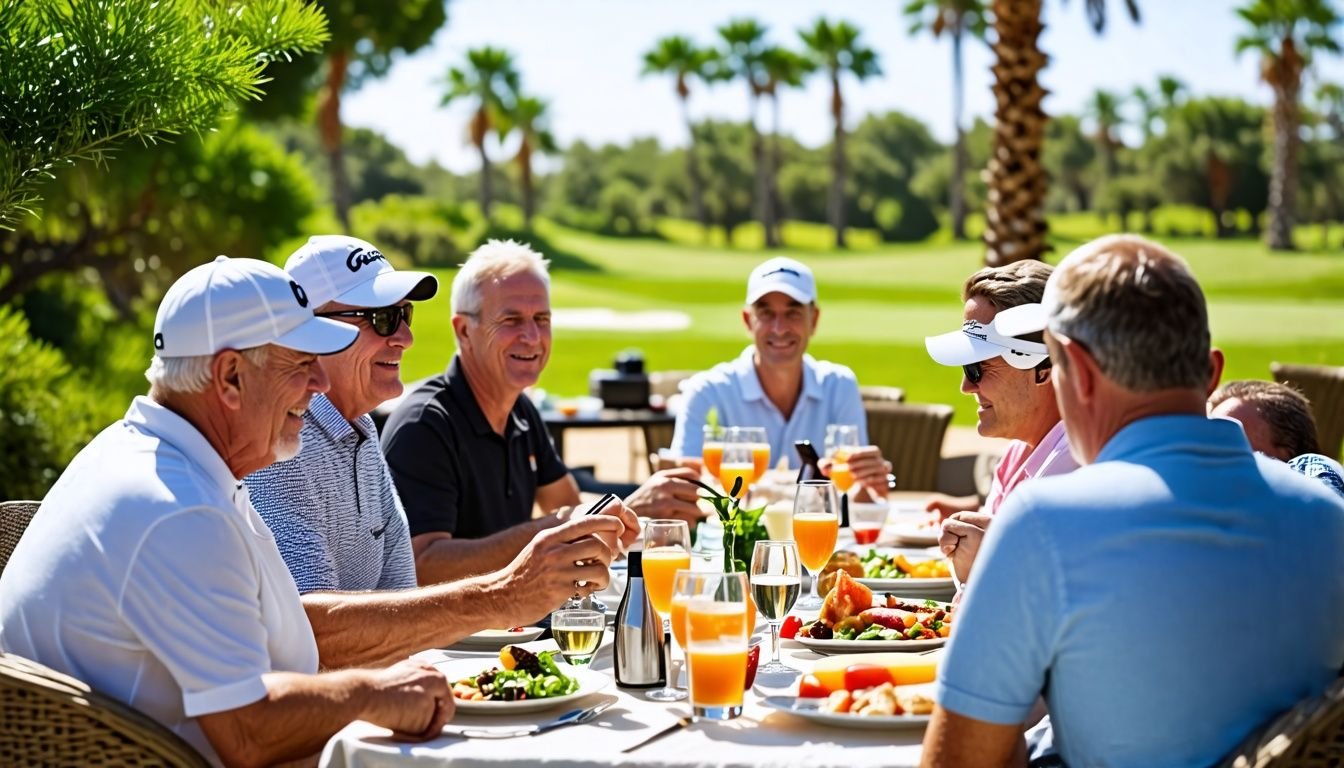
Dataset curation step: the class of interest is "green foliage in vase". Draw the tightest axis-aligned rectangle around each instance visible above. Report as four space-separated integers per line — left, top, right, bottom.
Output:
690 477 769 574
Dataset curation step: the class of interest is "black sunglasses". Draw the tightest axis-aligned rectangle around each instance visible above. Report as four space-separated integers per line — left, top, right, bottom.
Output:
317 304 413 337
962 362 983 384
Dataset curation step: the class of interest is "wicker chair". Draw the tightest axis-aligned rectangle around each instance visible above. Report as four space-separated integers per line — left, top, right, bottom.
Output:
1218 675 1344 767
859 385 906 404
642 421 677 475
864 402 955 492
0 653 210 767
1271 363 1344 460
0 500 40 576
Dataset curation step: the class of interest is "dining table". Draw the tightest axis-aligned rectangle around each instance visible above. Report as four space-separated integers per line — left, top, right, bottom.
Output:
321 503 947 768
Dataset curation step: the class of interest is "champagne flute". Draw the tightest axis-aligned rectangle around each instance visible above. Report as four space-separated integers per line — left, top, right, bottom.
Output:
642 519 691 701
750 540 801 673
550 609 604 666
675 570 750 720
718 441 754 500
793 480 840 610
739 426 770 484
827 424 860 496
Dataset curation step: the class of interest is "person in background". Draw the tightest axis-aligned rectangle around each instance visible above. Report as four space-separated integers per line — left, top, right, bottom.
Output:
921 235 1344 767
247 236 636 659
921 261 1078 585
382 239 699 586
1209 378 1344 498
669 256 890 498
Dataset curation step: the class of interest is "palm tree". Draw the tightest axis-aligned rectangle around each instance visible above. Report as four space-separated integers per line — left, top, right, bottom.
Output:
1087 89 1125 177
441 46 520 222
903 0 988 241
1131 85 1158 140
799 18 882 248
717 19 778 247
1235 0 1342 251
1316 81 1344 140
1157 74 1188 113
759 47 814 244
494 96 557 229
983 0 1139 265
641 36 719 239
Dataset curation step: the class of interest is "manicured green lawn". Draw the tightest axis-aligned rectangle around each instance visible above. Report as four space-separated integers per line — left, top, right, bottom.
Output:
398 219 1344 426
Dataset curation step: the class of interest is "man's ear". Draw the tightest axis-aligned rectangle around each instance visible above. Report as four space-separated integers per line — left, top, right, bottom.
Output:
1058 336 1098 404
451 314 470 348
212 351 244 411
1206 346 1226 397
741 307 753 334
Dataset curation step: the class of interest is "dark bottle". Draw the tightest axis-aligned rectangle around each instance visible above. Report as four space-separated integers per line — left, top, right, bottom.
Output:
613 551 666 689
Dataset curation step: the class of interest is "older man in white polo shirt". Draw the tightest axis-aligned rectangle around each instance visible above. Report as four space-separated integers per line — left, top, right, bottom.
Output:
0 257 625 765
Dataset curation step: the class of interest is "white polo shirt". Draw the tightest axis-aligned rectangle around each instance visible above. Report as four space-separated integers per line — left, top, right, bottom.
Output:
0 396 318 764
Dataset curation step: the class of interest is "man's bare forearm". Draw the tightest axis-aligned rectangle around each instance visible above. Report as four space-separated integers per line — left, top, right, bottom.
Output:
412 518 554 586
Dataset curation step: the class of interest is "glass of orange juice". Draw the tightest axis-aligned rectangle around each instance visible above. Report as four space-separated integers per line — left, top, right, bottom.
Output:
676 571 749 720
643 520 692 701
739 427 770 484
826 424 860 496
718 441 755 500
701 424 725 481
793 480 840 609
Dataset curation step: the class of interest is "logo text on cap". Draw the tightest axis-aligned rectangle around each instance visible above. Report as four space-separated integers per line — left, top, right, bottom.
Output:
154 332 165 350
346 247 387 273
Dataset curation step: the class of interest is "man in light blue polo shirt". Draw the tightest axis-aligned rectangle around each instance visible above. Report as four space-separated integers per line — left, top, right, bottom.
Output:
670 257 889 494
921 235 1344 768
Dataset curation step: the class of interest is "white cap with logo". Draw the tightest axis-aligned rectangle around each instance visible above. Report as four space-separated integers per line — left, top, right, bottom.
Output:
924 309 1050 370
152 256 358 358
746 257 817 305
284 235 438 309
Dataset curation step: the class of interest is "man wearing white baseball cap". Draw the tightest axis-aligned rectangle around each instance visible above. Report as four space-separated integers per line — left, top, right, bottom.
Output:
247 236 633 654
0 256 458 765
670 256 890 497
921 261 1078 586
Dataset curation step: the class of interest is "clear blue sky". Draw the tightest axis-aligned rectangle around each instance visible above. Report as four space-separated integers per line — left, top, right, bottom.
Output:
343 0 1344 174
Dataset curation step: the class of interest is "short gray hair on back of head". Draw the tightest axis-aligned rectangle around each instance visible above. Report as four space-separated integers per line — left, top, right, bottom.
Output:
1050 234 1210 392
145 346 270 398
1209 379 1320 457
451 239 551 317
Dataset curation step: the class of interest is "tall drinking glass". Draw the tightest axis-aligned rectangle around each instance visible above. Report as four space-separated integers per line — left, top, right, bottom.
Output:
676 571 750 720
739 427 770 484
750 540 801 673
642 519 691 701
718 441 754 500
701 425 725 480
793 480 840 610
827 424 860 496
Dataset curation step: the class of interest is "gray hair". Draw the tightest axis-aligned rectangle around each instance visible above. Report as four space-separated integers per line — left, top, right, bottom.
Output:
145 346 270 398
1050 234 1210 392
451 239 551 317
1209 380 1320 457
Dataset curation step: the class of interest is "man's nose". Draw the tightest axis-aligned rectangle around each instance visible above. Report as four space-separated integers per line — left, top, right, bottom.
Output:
310 359 331 393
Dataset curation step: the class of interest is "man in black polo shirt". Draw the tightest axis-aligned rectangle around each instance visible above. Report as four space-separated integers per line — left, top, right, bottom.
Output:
383 239 702 585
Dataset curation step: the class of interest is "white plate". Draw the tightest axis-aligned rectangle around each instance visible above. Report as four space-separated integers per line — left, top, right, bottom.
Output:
793 636 946 655
450 626 546 650
438 657 610 714
762 696 932 729
857 576 955 594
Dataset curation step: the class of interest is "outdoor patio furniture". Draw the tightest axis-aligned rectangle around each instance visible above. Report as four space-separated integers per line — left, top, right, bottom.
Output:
0 500 39 576
648 370 698 400
1218 675 1344 768
864 401 955 492
641 421 677 475
0 652 210 767
859 385 906 403
1271 363 1344 460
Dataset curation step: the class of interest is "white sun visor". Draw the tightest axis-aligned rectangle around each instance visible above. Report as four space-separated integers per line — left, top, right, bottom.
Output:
924 312 1050 371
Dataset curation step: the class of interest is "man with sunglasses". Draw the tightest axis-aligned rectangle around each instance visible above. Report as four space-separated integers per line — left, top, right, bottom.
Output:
247 236 635 640
923 260 1078 586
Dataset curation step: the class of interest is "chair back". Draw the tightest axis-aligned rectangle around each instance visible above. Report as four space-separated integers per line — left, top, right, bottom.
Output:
642 421 677 476
859 385 906 404
0 501 40 576
0 653 210 767
1219 675 1344 768
1271 363 1344 460
864 402 955 492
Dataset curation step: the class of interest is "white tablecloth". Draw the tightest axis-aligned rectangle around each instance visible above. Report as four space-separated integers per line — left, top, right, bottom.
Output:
321 636 929 768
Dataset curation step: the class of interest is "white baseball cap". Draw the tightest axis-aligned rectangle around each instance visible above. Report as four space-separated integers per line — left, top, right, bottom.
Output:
284 235 437 309
924 309 1050 370
152 256 358 358
746 257 816 305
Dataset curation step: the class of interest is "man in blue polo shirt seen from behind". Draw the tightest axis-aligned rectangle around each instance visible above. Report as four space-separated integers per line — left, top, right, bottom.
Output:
920 235 1344 767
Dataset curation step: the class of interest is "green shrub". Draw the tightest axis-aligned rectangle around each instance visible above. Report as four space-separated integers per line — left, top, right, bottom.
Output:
349 195 470 268
0 306 105 500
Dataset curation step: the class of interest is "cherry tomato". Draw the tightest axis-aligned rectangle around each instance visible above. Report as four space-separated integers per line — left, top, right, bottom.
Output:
844 664 894 692
797 674 828 698
779 615 803 639
744 644 761 690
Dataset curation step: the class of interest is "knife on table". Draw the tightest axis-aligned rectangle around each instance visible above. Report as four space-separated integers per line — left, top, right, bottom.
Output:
451 699 615 739
620 713 693 754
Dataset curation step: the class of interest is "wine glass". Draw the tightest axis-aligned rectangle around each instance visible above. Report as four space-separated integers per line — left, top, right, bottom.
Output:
750 540 801 673
827 424 860 496
792 480 840 610
718 441 754 500
701 424 725 481
674 570 750 721
642 519 691 701
739 426 770 485
550 609 604 666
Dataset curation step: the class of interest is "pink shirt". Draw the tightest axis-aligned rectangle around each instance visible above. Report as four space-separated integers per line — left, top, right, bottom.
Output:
982 421 1079 516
